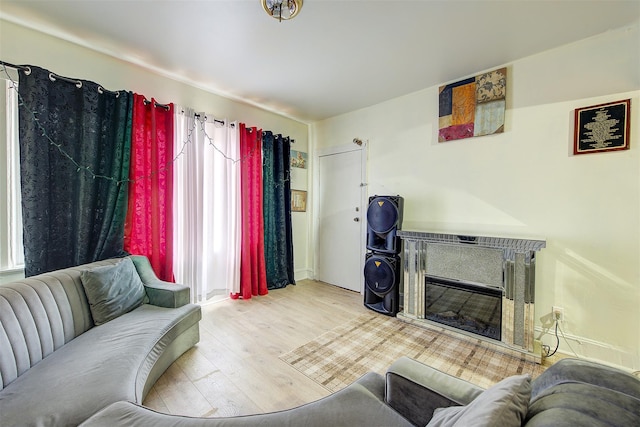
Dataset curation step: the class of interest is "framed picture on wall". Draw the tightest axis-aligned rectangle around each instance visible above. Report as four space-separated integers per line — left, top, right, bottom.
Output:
291 190 307 212
574 99 631 155
438 67 507 142
291 150 308 169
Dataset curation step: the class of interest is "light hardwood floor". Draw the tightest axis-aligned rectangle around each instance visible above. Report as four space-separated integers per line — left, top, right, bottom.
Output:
143 279 371 417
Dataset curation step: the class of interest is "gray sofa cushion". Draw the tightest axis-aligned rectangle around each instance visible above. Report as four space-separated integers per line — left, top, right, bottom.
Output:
525 383 640 427
531 358 640 400
82 372 414 427
80 257 146 325
524 358 640 427
0 303 201 427
427 374 531 427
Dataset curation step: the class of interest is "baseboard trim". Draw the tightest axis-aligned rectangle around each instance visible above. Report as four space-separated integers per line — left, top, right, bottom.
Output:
535 325 639 372
294 269 313 282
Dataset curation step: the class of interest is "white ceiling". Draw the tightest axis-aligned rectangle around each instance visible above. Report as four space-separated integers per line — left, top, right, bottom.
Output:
1 1 639 123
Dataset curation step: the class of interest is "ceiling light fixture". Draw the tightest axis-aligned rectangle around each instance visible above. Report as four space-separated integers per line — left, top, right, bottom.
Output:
261 0 303 22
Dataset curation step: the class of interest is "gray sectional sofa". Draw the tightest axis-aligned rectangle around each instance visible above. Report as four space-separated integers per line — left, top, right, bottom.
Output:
83 356 640 427
0 256 201 427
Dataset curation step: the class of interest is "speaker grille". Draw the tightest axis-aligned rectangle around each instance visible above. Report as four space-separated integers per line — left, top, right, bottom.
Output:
364 255 397 296
367 196 399 234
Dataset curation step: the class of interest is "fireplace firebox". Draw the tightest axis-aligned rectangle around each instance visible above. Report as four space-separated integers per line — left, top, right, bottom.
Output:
425 275 502 341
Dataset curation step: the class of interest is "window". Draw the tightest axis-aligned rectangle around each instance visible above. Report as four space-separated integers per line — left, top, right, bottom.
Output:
1 69 24 273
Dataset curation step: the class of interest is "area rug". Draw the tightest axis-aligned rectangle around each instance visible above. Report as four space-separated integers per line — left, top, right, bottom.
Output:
280 313 546 392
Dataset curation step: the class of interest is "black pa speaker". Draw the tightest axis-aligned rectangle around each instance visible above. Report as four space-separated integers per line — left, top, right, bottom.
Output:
364 253 400 316
366 195 403 254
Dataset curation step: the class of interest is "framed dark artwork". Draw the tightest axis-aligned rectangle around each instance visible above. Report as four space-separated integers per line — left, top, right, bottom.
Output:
438 67 507 142
574 99 631 155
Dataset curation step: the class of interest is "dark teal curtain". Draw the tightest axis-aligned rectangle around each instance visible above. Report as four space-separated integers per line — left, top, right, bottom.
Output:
262 131 295 289
18 66 133 276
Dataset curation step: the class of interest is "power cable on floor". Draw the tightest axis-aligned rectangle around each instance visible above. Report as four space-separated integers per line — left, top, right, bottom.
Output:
542 320 560 358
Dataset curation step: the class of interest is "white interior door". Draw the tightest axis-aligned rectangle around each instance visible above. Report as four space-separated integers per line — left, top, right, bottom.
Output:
317 149 363 292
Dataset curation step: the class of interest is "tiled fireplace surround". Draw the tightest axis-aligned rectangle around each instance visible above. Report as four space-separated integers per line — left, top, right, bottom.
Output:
397 231 546 360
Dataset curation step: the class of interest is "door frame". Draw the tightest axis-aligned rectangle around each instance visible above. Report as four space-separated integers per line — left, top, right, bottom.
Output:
312 141 368 293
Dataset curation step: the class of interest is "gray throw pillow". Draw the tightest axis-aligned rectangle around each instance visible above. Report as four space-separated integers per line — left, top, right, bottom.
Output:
80 257 146 325
426 374 531 427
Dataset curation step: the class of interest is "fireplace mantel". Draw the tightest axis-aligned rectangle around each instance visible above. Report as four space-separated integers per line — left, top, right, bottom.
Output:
397 231 546 252
397 230 546 358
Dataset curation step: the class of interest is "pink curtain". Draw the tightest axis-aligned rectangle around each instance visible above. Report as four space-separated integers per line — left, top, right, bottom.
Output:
124 94 174 282
232 124 267 299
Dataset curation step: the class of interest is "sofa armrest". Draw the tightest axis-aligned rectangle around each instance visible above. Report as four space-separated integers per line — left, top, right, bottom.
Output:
531 357 640 400
385 356 484 426
130 255 190 308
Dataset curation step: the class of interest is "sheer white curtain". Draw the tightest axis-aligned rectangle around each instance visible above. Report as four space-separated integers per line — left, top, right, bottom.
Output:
173 108 241 303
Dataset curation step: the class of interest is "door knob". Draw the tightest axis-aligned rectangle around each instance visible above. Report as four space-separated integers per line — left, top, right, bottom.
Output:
354 217 360 222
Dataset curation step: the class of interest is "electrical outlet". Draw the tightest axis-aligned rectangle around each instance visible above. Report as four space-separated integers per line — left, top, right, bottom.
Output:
552 306 564 321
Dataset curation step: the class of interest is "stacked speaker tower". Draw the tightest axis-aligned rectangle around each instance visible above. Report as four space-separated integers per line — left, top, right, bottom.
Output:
364 195 403 316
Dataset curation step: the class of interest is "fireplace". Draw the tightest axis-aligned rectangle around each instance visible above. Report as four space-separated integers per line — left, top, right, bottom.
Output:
397 231 545 358
425 275 502 341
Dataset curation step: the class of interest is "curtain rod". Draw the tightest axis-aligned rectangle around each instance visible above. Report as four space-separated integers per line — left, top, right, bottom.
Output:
193 113 227 126
48 72 83 88
97 85 120 96
1 61 121 96
143 98 170 111
3 61 292 143
0 61 82 88
47 71 120 96
0 60 30 73
181 110 232 127
273 134 295 143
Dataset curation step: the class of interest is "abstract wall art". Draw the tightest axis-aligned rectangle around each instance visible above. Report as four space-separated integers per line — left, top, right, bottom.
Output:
438 67 507 142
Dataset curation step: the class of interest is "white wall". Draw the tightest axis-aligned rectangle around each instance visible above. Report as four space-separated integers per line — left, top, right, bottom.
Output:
0 19 312 283
312 23 640 370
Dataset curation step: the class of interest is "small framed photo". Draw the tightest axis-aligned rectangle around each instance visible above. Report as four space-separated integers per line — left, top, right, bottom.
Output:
291 190 307 212
574 99 631 155
291 150 308 169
